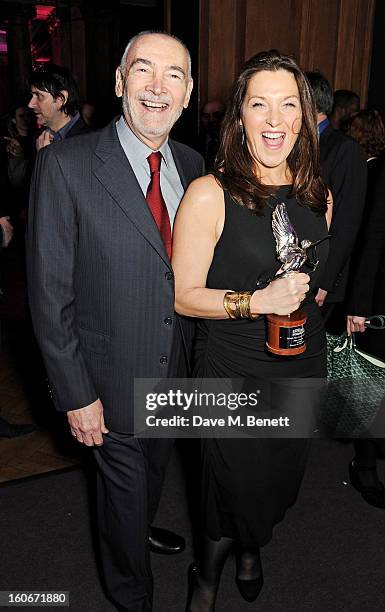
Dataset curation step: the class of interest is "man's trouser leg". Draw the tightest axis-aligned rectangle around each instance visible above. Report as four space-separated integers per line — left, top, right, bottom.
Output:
145 438 174 523
93 432 153 612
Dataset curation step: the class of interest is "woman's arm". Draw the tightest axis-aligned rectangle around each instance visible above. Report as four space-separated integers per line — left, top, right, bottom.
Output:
172 176 310 319
172 175 229 319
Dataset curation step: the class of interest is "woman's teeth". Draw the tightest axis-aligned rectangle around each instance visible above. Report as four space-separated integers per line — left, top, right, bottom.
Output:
262 132 285 140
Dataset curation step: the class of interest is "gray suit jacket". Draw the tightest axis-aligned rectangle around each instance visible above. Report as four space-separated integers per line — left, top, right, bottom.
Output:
26 118 204 432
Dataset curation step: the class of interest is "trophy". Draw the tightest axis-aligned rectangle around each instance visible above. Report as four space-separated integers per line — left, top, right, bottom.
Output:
264 203 326 356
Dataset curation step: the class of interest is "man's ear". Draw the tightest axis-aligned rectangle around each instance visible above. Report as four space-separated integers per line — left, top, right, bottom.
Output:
183 78 193 109
58 90 69 111
115 67 123 98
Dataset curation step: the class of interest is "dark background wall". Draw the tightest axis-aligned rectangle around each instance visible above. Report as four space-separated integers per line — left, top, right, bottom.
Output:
368 0 385 118
199 0 376 109
0 0 380 134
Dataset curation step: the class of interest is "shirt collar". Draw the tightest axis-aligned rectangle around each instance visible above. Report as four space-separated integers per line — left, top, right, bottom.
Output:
52 112 80 141
116 115 170 168
318 117 330 135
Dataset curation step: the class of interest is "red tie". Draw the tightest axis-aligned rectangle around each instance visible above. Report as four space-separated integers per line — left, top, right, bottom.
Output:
146 152 172 258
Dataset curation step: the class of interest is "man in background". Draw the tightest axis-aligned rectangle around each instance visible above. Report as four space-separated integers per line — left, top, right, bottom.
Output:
306 72 367 330
329 89 360 130
28 63 90 151
199 99 225 170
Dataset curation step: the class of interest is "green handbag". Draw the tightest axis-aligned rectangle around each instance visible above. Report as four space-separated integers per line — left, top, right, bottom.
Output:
322 330 385 437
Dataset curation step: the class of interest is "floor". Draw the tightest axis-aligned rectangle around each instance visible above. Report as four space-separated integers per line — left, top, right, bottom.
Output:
0 348 80 482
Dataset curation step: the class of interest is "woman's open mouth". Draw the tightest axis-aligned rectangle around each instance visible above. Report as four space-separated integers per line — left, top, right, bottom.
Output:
261 131 285 149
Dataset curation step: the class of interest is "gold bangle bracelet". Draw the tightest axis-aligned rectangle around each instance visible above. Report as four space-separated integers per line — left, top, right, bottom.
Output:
248 294 259 320
223 291 259 320
223 291 238 319
238 292 251 318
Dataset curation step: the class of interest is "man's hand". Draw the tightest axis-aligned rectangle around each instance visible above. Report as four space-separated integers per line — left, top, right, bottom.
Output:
315 288 328 307
36 130 54 151
4 136 23 157
347 315 366 336
0 216 13 247
67 398 109 446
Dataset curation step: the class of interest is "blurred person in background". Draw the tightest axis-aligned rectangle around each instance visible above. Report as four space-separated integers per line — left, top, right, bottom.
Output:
329 89 360 130
0 213 36 438
0 216 13 249
199 100 225 170
28 63 90 152
344 109 385 508
2 105 36 225
306 72 367 332
81 101 97 128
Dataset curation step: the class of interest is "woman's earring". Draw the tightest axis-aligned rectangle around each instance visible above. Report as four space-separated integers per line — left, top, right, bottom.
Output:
240 124 245 145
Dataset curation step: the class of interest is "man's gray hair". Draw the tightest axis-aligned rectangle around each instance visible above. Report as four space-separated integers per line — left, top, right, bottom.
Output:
119 30 192 80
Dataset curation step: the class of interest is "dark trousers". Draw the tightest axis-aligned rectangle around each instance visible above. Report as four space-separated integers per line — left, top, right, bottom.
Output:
93 433 173 611
321 301 346 334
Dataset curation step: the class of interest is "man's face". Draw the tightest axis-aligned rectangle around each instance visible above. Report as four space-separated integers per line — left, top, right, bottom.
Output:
28 87 66 129
201 101 225 137
115 33 193 149
344 100 360 120
14 107 33 131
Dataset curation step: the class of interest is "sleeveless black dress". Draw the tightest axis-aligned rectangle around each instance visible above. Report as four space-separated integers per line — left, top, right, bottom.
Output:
193 186 329 548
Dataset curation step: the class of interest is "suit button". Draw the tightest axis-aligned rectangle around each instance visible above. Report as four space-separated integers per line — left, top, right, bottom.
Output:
165 271 173 280
160 356 168 364
164 317 172 325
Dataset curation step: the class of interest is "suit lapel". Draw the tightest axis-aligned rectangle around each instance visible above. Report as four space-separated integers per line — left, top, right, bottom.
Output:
169 140 195 190
92 120 171 267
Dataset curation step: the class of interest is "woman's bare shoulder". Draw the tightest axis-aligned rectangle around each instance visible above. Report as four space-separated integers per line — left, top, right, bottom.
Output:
183 173 224 206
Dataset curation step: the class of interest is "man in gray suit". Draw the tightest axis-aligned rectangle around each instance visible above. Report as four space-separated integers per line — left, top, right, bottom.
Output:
27 31 204 611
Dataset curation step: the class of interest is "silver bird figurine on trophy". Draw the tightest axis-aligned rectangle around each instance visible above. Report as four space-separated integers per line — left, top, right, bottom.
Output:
265 202 327 356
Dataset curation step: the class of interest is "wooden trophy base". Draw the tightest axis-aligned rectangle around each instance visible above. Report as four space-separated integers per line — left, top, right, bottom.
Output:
266 309 307 356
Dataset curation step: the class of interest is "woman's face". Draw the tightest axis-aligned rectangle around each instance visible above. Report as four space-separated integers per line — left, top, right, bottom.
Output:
241 69 302 179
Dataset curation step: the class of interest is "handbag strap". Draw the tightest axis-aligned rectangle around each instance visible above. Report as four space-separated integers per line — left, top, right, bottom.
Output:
364 315 385 330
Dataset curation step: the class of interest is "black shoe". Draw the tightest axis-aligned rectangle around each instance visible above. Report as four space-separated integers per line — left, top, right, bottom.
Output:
148 526 185 554
185 564 215 612
235 574 264 603
185 563 199 612
235 551 264 603
0 417 37 438
349 460 385 509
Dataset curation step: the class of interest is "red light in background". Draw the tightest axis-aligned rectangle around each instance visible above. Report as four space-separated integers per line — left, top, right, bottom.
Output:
0 29 7 53
35 6 55 21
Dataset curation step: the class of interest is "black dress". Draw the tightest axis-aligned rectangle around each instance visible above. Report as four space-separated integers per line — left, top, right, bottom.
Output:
193 185 329 548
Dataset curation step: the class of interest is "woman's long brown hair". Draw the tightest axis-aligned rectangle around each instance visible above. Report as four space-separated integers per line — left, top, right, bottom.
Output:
215 50 327 215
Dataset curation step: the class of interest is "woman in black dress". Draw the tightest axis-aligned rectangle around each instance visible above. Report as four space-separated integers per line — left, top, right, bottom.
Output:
172 50 332 610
